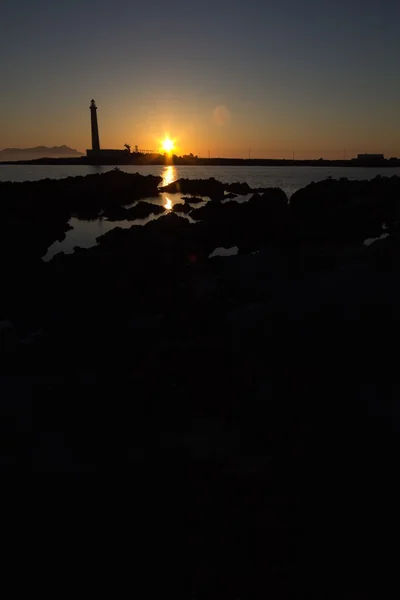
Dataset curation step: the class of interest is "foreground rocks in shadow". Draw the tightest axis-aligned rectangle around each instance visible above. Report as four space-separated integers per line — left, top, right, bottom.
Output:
2 173 400 600
190 198 242 222
161 177 251 200
160 177 226 200
172 202 192 214
190 186 290 250
0 169 163 260
290 175 400 242
225 181 252 195
106 201 165 221
249 187 288 211
182 196 205 204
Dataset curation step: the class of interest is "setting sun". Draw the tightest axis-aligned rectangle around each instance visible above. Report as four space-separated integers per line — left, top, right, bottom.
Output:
162 137 175 154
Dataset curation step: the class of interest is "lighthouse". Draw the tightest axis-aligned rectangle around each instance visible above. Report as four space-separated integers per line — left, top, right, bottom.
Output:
90 99 100 151
86 100 129 163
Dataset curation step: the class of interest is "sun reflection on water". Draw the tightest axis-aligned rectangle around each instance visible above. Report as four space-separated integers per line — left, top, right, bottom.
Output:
162 165 178 188
164 197 172 210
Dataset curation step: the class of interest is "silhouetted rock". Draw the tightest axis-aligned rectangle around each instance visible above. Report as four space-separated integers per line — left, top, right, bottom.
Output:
3 166 400 600
106 202 165 220
95 225 137 248
258 187 288 207
103 206 129 221
0 170 163 260
190 200 239 222
145 211 192 235
225 181 252 195
161 177 226 200
172 202 192 214
290 176 400 242
182 196 205 204
188 186 290 250
223 192 239 199
189 200 247 250
162 178 254 201
248 188 289 224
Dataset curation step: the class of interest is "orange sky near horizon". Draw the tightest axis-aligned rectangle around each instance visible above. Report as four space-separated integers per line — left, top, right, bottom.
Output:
2 96 399 160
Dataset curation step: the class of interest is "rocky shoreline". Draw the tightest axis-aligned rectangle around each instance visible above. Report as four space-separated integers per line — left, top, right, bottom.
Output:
1 169 399 592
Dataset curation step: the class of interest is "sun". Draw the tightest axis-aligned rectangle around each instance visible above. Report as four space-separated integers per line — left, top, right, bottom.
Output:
162 137 175 154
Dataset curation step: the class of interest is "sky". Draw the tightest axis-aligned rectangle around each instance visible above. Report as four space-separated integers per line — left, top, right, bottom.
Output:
1 0 399 159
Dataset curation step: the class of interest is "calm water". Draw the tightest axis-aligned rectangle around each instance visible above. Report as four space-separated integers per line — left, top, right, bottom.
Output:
2 164 399 197
2 164 398 260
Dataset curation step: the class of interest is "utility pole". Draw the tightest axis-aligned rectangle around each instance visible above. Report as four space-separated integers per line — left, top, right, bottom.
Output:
208 149 210 159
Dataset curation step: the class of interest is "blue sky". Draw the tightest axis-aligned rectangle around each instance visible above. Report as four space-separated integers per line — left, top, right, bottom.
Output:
1 0 399 157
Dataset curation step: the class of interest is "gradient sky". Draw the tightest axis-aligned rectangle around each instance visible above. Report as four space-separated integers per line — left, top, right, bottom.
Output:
1 0 399 158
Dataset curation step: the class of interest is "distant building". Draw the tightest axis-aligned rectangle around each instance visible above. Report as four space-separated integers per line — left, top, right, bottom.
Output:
86 100 130 162
356 153 385 162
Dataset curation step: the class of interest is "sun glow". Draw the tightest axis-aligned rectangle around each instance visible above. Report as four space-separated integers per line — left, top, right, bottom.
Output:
162 137 175 154
165 197 172 210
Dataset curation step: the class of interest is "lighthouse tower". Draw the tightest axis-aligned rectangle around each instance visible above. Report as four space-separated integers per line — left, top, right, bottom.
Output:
90 99 100 152
86 99 127 162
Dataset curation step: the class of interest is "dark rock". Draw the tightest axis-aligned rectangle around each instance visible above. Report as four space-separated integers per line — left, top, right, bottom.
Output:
160 177 226 200
248 188 288 215
4 166 400 587
190 200 245 250
96 225 137 247
190 200 241 222
106 201 165 220
162 178 254 200
145 211 191 234
104 206 129 221
123 202 165 220
225 181 252 195
189 187 290 250
182 196 205 204
172 203 192 214
0 170 164 262
290 176 400 242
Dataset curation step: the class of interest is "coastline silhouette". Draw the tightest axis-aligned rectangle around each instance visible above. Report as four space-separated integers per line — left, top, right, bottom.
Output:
2 101 398 167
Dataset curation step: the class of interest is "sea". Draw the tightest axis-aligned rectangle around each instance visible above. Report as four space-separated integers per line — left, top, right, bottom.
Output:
2 164 399 260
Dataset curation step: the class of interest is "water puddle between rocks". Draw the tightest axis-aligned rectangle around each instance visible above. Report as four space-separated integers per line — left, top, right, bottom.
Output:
43 192 207 261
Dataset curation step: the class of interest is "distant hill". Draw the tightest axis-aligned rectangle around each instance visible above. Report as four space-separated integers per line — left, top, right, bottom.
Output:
0 145 83 161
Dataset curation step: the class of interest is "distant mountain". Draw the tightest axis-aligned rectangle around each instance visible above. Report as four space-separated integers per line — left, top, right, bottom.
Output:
0 145 83 161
